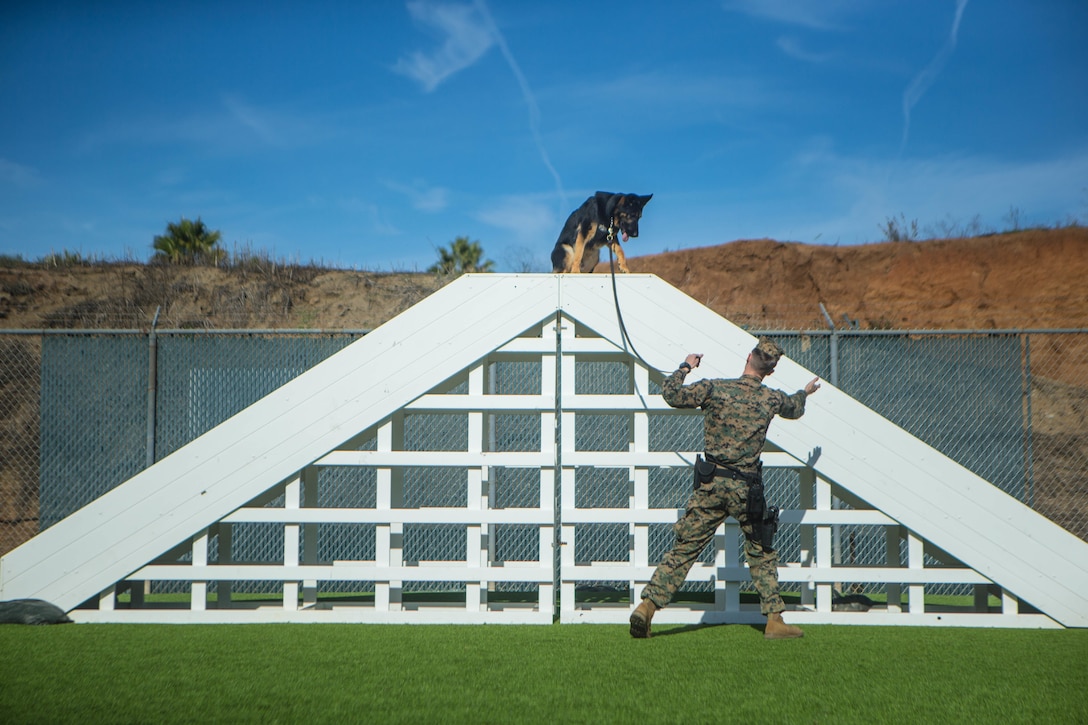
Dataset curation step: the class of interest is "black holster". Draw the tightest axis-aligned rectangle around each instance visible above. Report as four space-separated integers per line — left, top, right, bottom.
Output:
761 505 780 552
742 463 779 552
745 475 765 524
693 455 717 487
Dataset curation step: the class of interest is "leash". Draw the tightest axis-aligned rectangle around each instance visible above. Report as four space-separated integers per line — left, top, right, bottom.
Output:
607 241 665 376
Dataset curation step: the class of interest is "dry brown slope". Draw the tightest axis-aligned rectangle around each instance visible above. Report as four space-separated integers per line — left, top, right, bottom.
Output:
0 265 443 330
2 227 1085 333
618 226 1088 331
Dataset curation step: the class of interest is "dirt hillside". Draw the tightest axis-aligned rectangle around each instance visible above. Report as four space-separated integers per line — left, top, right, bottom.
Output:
618 226 1088 332
4 225 1084 381
2 227 1085 333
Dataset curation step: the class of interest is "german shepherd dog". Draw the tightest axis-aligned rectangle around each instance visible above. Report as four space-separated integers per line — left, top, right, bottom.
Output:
551 192 652 273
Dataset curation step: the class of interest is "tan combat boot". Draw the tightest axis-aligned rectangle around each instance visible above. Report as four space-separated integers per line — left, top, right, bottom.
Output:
764 612 804 640
629 598 658 638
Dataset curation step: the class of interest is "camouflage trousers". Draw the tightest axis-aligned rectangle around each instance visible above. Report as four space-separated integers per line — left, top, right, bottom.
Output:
640 473 785 615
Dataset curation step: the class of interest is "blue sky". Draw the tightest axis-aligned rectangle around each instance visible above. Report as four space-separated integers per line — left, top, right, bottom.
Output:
2 1 1086 272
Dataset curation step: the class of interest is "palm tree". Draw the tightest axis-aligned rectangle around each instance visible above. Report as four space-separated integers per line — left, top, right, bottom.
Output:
428 236 495 275
152 217 225 264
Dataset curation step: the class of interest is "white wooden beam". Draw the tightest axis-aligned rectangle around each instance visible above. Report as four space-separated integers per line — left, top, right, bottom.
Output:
6 274 1085 629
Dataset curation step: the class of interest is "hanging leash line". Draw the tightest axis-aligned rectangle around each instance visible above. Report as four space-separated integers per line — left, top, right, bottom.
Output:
607 240 665 376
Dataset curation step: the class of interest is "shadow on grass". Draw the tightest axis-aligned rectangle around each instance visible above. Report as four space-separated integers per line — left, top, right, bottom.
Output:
647 622 766 638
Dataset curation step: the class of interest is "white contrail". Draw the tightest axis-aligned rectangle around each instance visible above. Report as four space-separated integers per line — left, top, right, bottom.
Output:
393 1 495 93
901 0 969 151
474 0 568 212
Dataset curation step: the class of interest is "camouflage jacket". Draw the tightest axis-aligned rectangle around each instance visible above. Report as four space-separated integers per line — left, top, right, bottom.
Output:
662 369 808 473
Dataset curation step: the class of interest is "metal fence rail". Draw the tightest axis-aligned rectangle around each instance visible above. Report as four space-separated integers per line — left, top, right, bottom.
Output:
2 325 1086 579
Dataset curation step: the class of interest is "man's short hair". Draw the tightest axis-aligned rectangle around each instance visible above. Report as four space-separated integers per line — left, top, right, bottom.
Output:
750 338 783 376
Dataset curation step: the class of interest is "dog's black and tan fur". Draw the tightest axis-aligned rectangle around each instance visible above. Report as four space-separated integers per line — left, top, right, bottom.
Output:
551 191 652 273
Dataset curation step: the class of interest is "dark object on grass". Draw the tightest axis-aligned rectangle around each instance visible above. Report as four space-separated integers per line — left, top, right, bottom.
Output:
0 598 73 625
832 593 874 612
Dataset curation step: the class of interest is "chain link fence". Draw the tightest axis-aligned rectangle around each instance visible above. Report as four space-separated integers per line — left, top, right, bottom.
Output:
2 326 1085 603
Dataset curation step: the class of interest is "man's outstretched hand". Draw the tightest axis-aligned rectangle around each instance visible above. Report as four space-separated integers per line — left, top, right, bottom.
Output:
805 377 821 396
684 353 703 369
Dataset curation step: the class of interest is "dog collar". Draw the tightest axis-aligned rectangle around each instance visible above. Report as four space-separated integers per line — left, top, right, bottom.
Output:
598 218 618 242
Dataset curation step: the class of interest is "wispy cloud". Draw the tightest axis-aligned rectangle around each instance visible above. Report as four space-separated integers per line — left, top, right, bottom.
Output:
475 194 556 242
337 197 401 236
384 179 450 212
781 143 1088 243
721 0 863 31
557 70 783 119
394 2 567 212
392 1 495 92
0 158 43 188
473 0 567 210
221 93 285 147
901 0 969 151
77 95 322 153
776 36 834 64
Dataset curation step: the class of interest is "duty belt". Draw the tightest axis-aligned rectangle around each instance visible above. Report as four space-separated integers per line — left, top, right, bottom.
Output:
702 453 761 484
699 454 778 551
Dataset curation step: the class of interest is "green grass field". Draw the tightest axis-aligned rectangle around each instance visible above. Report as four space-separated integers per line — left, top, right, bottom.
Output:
1 623 1086 724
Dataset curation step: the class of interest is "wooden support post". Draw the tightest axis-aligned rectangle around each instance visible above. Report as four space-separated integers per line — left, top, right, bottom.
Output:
540 321 558 616
815 475 833 613
886 525 903 614
631 465 649 600
560 466 577 615
216 522 233 608
539 467 556 616
376 415 404 611
486 359 498 596
283 476 300 611
302 467 318 608
723 520 740 611
467 363 485 613
907 532 925 614
559 317 577 616
798 468 816 609
192 529 208 611
630 362 649 607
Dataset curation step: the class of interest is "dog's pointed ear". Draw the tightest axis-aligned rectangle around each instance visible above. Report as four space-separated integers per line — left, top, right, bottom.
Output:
640 194 653 205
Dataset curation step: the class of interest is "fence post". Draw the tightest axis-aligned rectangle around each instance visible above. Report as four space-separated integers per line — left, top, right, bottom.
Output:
145 306 161 469
819 303 843 573
1021 333 1035 508
819 303 839 388
133 306 161 607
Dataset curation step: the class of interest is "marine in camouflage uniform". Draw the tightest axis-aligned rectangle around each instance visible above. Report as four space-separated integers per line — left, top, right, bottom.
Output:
630 339 820 639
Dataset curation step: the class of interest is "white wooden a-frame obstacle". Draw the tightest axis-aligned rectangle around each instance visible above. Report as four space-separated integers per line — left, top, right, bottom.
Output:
2 274 1086 626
